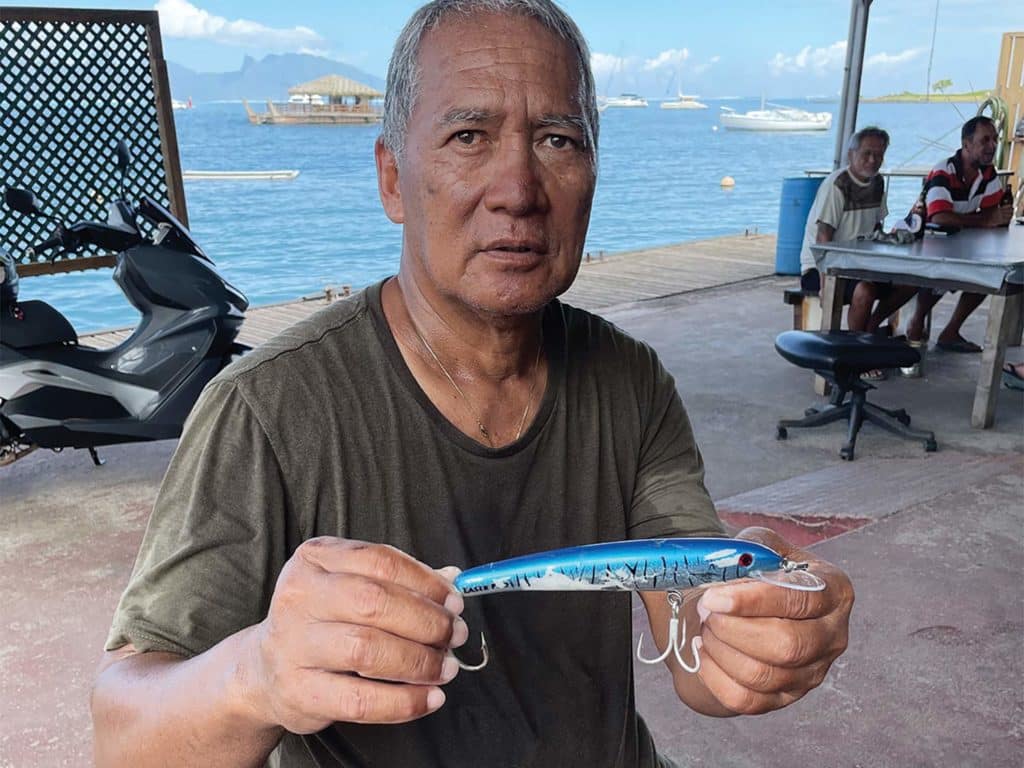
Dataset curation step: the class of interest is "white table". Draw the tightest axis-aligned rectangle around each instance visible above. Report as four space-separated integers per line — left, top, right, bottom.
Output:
810 225 1024 428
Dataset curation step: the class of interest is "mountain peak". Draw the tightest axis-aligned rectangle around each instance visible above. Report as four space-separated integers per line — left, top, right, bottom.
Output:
167 53 385 102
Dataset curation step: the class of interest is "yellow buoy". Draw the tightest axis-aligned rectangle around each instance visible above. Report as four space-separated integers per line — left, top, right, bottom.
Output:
720 175 736 188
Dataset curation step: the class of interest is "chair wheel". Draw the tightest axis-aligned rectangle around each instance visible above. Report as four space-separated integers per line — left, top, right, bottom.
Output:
925 439 937 452
840 445 855 460
776 426 788 440
804 407 819 417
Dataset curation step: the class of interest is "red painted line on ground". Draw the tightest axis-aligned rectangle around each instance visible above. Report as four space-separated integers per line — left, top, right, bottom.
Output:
718 511 873 548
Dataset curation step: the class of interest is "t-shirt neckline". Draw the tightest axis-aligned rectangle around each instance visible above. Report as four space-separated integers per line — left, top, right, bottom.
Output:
364 279 563 458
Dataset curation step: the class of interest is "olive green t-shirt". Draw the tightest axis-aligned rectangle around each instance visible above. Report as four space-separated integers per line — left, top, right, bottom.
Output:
108 280 723 767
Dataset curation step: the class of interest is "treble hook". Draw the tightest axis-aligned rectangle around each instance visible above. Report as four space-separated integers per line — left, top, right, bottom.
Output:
636 589 701 673
454 632 489 671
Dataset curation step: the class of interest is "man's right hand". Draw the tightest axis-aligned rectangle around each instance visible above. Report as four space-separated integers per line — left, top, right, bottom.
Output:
984 203 1014 228
243 537 467 733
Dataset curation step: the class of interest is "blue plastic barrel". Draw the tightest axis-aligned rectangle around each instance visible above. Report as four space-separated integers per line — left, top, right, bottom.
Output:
774 176 825 275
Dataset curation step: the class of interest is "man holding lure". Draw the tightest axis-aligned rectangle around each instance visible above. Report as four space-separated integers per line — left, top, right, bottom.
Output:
91 1 854 766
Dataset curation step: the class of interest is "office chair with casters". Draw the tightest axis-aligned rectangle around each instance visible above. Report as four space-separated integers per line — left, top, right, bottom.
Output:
774 330 938 461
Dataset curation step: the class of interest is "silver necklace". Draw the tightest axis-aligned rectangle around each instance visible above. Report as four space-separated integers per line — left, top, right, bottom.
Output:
408 321 543 447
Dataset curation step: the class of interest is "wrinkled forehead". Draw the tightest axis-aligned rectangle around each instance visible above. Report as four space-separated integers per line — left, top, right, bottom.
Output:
414 11 582 111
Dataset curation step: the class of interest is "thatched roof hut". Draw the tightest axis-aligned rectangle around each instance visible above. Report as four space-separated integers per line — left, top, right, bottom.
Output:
288 75 383 105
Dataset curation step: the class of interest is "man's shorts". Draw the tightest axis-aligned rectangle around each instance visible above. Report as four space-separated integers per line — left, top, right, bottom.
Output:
801 270 898 305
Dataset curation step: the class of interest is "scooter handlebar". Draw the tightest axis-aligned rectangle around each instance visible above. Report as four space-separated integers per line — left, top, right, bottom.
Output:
26 231 66 260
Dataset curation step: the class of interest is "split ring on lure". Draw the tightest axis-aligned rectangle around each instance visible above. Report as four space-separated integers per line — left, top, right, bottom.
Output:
450 537 826 673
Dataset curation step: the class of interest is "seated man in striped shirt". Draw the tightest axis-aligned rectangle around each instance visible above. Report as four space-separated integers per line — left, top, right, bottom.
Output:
905 116 1013 353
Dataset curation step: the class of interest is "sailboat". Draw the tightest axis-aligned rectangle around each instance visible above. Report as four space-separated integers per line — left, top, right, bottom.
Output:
661 93 708 110
719 96 831 131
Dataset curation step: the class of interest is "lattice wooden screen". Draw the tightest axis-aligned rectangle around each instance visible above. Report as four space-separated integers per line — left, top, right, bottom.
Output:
0 7 186 276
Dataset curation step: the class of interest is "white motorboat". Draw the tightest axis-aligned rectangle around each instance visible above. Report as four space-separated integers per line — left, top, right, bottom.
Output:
719 99 831 131
171 98 192 110
602 93 648 108
660 93 708 110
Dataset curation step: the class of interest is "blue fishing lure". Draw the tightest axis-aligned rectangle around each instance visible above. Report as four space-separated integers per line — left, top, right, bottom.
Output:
451 537 825 673
455 537 824 595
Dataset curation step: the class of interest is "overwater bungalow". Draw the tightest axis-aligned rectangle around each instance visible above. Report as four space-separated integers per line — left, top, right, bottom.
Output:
243 74 383 125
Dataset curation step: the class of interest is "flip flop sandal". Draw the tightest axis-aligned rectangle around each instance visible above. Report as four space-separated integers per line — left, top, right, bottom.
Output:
1002 364 1024 391
935 338 983 353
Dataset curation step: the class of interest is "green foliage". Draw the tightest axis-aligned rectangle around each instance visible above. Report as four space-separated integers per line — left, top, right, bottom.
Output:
931 79 953 93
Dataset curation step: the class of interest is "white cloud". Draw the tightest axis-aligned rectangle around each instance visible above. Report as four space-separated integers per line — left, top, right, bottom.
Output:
643 48 689 72
865 47 926 68
590 52 629 80
771 40 928 77
770 41 847 76
154 0 324 50
691 55 720 75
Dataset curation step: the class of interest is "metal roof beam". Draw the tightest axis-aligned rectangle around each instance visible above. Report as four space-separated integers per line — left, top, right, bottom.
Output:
833 0 872 168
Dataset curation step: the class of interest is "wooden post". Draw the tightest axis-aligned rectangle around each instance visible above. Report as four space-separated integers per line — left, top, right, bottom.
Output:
146 17 188 228
814 273 846 395
995 32 1024 198
972 291 1022 428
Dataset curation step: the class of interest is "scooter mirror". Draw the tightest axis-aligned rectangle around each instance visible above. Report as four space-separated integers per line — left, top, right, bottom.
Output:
4 188 44 216
116 140 133 173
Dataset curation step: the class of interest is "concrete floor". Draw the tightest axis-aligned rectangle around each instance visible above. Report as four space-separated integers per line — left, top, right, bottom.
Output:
1 276 1021 766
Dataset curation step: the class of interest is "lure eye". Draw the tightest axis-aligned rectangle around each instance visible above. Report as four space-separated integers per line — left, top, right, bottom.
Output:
738 553 754 567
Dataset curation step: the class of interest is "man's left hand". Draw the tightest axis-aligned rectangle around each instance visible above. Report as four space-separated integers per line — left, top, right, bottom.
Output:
695 526 854 715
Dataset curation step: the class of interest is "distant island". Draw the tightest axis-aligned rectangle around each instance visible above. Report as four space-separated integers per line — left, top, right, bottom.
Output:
167 53 385 103
863 89 992 104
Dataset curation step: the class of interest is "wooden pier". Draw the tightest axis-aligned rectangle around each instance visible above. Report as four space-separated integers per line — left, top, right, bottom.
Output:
81 232 777 349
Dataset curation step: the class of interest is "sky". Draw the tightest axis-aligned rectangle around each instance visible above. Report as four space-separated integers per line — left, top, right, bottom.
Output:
16 0 1024 97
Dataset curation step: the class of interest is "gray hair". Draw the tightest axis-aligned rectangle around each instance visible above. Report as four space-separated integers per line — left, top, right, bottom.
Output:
846 126 890 154
381 0 598 166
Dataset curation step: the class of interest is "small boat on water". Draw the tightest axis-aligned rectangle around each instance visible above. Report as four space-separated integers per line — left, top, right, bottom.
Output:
660 93 708 110
183 170 300 181
172 98 193 110
602 93 648 108
719 99 832 131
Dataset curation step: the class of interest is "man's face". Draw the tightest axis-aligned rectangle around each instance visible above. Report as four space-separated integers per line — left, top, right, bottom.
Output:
847 136 886 182
378 12 596 316
962 122 998 168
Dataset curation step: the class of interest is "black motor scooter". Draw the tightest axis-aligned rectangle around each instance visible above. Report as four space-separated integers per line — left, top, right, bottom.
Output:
1 142 249 465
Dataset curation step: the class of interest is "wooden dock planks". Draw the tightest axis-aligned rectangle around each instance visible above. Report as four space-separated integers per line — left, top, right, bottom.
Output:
80 233 777 349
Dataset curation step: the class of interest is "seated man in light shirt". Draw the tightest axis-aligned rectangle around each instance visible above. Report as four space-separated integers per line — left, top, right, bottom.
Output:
798 126 916 378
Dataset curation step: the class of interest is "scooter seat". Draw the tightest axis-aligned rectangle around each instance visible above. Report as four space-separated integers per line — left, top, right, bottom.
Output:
2 300 77 349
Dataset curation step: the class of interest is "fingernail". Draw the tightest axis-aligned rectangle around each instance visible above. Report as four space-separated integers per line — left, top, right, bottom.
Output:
450 617 469 648
693 635 704 652
700 590 733 613
444 591 464 615
696 596 711 625
441 654 460 682
437 565 462 581
427 687 446 710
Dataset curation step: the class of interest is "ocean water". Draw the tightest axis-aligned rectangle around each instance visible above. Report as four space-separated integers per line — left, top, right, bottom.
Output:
15 98 980 332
